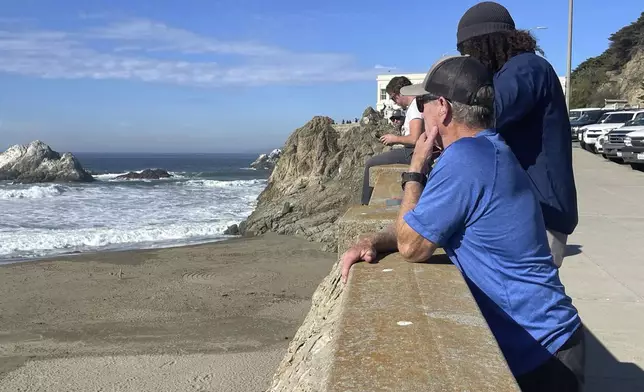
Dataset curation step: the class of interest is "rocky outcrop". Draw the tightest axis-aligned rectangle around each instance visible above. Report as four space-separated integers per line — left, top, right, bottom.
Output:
250 149 282 171
224 224 240 235
239 108 393 252
360 106 385 125
115 169 172 180
613 49 644 105
223 221 247 236
0 141 94 183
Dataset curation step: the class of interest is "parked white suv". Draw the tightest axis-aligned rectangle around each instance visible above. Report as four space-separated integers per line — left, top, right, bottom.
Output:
621 118 644 169
582 110 644 153
601 115 644 161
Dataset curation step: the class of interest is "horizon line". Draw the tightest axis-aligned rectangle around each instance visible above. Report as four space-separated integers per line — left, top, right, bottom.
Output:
70 150 278 155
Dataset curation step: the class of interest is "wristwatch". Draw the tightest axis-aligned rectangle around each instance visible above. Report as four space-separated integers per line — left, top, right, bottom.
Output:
401 172 426 190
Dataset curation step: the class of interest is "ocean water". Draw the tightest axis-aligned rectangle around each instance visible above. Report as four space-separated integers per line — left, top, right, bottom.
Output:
0 153 269 262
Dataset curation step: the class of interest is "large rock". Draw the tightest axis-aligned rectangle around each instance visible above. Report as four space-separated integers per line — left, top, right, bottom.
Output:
223 224 240 235
360 106 385 126
250 149 282 171
240 110 393 252
0 141 94 183
115 169 172 180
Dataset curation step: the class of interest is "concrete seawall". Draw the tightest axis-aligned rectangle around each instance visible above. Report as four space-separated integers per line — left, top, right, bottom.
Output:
267 165 520 391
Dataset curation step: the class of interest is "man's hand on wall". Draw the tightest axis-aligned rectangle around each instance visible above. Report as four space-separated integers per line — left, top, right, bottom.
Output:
341 240 377 284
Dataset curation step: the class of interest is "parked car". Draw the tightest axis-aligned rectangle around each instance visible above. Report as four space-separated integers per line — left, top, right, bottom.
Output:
621 124 644 170
578 111 620 145
569 107 602 121
571 109 613 139
581 110 644 153
602 115 644 162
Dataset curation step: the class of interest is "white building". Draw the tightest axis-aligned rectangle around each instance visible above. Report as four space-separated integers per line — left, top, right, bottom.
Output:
376 73 426 119
377 73 569 118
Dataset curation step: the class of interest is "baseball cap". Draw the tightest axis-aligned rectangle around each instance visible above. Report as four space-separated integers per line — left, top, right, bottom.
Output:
399 55 493 106
389 109 404 120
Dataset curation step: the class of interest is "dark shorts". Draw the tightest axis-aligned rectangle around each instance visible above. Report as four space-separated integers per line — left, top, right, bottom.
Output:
516 325 586 392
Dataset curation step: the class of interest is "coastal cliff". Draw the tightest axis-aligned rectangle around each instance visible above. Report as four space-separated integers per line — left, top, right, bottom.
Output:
571 12 644 107
0 141 94 183
240 108 394 251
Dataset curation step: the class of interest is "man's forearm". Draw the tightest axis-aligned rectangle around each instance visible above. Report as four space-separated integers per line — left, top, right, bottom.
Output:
396 181 423 232
358 224 398 253
398 157 425 223
394 134 417 145
394 160 437 262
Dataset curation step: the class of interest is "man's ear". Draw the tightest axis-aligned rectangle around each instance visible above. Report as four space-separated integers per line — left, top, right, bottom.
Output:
438 97 450 124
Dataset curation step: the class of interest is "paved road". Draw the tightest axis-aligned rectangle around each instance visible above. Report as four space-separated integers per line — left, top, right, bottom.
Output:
560 148 644 391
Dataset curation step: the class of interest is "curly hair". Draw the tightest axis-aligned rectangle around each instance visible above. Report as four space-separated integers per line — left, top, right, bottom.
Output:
385 76 412 95
457 29 538 74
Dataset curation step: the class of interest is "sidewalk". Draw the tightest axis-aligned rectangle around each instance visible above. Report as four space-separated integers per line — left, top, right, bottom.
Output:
559 147 644 391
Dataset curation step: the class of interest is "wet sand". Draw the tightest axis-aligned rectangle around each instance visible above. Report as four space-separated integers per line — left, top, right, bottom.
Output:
0 233 336 391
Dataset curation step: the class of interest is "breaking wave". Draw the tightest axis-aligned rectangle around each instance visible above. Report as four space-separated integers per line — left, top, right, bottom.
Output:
0 177 267 261
0 185 72 199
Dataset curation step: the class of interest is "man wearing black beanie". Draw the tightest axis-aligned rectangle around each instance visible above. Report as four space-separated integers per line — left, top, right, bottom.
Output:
457 0 578 270
457 2 583 391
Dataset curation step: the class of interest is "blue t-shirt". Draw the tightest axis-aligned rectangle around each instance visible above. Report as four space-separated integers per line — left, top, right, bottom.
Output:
495 53 578 235
404 129 580 376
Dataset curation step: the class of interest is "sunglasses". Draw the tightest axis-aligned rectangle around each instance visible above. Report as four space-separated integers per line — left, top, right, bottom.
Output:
416 94 449 112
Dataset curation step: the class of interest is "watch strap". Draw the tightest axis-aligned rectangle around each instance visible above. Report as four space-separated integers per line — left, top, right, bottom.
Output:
401 172 426 190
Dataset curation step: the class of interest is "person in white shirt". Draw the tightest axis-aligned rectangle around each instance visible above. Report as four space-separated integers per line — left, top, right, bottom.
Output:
361 76 424 205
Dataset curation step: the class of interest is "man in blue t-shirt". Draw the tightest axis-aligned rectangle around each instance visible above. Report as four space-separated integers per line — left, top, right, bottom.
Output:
456 2 579 268
340 55 585 391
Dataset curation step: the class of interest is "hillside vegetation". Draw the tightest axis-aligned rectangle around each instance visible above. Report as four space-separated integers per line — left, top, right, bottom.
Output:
570 12 644 108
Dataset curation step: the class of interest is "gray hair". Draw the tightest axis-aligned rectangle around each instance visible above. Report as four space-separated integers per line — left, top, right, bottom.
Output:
450 85 495 129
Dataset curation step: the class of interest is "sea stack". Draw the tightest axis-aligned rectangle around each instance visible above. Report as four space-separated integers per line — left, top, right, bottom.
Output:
0 140 94 183
115 169 173 180
250 149 282 171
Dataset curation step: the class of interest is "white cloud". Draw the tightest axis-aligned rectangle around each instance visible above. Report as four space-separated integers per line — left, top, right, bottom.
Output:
87 18 284 57
0 17 382 87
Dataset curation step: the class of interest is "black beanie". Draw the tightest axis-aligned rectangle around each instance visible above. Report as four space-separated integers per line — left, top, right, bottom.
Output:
457 2 516 44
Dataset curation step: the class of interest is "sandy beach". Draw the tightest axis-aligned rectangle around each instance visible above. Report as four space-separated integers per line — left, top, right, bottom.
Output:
0 234 336 391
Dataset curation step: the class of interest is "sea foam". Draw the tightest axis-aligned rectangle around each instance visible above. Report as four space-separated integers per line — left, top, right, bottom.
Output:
0 178 266 261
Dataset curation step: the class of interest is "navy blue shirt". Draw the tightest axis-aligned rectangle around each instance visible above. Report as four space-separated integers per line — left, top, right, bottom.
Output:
495 53 578 235
404 129 580 376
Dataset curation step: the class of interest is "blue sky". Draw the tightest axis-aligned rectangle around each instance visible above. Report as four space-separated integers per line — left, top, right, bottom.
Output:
0 0 642 153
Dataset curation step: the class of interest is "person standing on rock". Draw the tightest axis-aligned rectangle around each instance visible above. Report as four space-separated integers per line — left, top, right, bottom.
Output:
341 55 585 391
456 1 578 268
361 76 424 205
